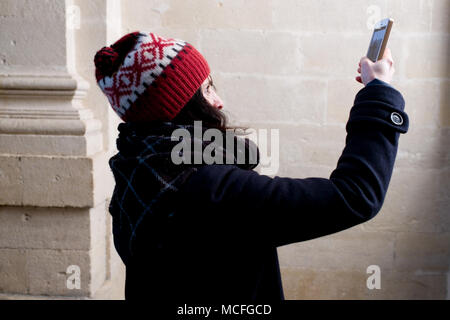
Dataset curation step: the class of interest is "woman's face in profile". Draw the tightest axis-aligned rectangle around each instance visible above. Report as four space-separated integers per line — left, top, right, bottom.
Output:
201 75 224 110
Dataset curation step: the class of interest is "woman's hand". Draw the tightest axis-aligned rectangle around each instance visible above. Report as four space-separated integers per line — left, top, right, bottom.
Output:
356 48 395 86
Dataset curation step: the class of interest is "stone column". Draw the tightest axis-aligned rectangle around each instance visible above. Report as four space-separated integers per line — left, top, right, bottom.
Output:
0 0 124 299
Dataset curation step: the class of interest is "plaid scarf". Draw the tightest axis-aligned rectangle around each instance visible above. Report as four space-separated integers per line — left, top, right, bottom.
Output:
108 121 259 264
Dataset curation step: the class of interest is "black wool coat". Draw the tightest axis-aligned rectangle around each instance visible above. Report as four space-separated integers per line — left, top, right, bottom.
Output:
113 79 409 302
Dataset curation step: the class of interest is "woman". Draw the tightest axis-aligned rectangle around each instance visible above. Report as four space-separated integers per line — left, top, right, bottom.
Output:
94 31 409 301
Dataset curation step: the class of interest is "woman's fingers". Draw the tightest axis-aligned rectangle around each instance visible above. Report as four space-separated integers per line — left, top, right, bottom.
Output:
356 49 394 85
356 58 366 84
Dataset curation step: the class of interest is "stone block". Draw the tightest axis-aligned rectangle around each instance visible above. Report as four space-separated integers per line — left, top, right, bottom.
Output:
386 34 408 81
161 0 272 30
394 126 449 170
216 74 327 124
0 156 23 205
363 168 447 233
436 167 450 233
90 240 106 296
0 0 66 67
0 155 94 207
0 248 90 297
275 123 345 169
0 248 27 294
201 30 302 75
121 0 163 31
0 134 84 156
404 35 449 79
431 0 450 33
92 247 125 300
26 248 90 296
280 267 447 299
272 0 388 33
89 201 107 295
277 228 396 271
327 78 364 124
93 152 115 207
296 33 369 77
394 80 442 128
234 122 345 177
439 80 450 127
0 201 121 298
0 206 90 250
394 232 450 272
386 0 433 33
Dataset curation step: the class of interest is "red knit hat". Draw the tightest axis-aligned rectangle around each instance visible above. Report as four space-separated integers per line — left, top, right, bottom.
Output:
94 31 210 122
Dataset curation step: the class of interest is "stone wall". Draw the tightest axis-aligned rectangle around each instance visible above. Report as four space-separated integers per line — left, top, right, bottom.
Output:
121 0 449 299
0 0 448 299
0 0 125 299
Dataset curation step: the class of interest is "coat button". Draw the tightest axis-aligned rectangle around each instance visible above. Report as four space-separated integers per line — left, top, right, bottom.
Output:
390 112 403 125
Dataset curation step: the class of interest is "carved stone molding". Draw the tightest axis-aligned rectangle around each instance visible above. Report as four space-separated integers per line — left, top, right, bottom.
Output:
0 73 103 155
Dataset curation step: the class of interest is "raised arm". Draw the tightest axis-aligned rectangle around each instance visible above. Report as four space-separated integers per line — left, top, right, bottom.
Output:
177 50 409 247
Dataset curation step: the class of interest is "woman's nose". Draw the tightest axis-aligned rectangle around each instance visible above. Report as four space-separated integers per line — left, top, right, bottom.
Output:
212 92 224 109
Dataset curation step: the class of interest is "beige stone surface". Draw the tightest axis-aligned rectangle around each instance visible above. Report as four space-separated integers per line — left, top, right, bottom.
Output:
0 248 90 296
102 0 450 300
0 206 91 250
0 0 125 300
278 227 396 271
0 155 94 207
272 0 388 33
394 127 449 170
386 0 434 33
249 122 345 170
0 134 88 156
0 0 448 300
89 203 108 295
295 33 369 77
395 80 443 128
364 168 448 233
327 78 363 124
281 267 447 299
0 0 67 69
201 30 302 75
439 80 450 127
0 249 28 294
217 74 327 124
394 232 450 272
74 0 118 151
431 0 450 33
404 35 449 79
161 0 273 30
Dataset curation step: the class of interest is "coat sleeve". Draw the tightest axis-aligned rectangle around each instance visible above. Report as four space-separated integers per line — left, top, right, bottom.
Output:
177 83 409 247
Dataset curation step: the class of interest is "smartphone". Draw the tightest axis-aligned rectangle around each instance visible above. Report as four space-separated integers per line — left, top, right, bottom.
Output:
366 18 394 62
